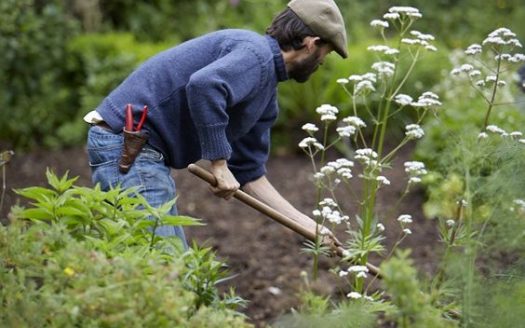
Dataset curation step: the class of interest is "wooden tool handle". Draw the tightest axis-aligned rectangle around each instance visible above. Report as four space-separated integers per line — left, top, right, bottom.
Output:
187 163 381 278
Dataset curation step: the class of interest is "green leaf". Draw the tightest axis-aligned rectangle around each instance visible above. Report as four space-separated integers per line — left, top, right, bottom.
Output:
56 206 87 218
15 187 56 201
45 169 78 193
161 215 203 227
19 208 55 221
97 218 127 236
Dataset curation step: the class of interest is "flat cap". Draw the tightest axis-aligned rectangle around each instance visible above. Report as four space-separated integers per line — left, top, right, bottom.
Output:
288 0 348 58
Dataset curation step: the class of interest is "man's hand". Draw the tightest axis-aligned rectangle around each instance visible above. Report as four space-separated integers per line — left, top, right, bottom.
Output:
209 159 240 200
317 225 343 256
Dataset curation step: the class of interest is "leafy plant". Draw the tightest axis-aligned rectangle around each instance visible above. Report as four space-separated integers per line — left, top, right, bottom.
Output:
2 169 249 325
299 6 441 291
381 250 455 328
0 0 79 149
13 169 201 255
0 221 250 327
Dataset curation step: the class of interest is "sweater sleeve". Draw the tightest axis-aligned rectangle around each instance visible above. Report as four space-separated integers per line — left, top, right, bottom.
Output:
228 95 278 186
186 48 264 161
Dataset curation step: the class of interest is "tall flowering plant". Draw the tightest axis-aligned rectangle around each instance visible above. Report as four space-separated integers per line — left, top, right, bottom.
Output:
299 6 441 297
429 27 525 324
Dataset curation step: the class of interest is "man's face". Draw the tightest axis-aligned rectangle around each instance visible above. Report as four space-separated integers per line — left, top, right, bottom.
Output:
288 43 333 83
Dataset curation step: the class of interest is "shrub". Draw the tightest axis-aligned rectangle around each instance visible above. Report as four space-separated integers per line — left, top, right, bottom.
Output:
0 0 79 149
0 221 250 327
1 170 249 326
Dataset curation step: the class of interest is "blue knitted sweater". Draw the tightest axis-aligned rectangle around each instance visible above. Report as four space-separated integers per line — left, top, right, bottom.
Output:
96 29 289 185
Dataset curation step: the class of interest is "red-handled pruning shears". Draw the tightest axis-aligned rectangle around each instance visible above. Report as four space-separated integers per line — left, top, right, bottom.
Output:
125 104 148 131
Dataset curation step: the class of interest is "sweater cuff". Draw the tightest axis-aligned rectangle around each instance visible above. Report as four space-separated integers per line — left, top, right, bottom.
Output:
198 124 232 160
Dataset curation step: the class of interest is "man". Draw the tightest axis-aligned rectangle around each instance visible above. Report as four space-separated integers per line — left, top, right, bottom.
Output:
85 0 347 251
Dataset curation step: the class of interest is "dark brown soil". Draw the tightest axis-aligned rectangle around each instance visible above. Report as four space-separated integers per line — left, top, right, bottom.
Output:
0 145 440 327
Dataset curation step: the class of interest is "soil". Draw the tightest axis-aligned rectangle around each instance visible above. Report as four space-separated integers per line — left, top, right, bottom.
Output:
0 145 440 327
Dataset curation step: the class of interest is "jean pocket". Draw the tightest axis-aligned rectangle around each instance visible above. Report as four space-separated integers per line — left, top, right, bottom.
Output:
87 126 123 167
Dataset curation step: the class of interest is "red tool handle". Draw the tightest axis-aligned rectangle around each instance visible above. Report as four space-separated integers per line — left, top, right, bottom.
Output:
135 105 148 131
125 104 133 131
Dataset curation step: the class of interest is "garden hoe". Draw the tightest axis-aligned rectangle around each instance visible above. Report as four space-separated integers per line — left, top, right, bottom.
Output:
188 163 381 278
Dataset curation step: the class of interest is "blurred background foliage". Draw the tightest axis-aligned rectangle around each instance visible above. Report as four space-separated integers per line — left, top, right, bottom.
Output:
1 0 525 150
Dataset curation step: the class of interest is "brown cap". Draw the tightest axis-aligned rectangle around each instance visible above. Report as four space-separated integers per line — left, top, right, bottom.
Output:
288 0 348 58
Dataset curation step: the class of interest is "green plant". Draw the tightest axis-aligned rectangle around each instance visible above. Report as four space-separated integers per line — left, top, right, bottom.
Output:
13 169 200 255
274 288 389 328
381 250 455 328
2 170 250 326
181 243 248 312
0 0 79 149
299 6 441 290
415 28 525 327
0 221 250 327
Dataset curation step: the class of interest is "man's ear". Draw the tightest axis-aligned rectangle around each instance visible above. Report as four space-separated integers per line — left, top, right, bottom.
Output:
303 36 322 53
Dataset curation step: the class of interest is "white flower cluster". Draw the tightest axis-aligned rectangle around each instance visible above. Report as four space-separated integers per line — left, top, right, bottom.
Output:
495 53 525 63
394 91 442 111
338 73 378 95
482 126 525 142
397 214 413 224
405 124 425 140
343 116 367 129
451 64 475 75
346 291 374 301
367 45 400 56
372 61 396 79
453 28 524 87
397 214 413 235
316 104 339 122
312 198 349 225
301 123 319 134
348 73 377 83
383 6 422 20
465 44 482 56
299 137 324 151
336 125 356 138
376 175 391 185
412 91 442 108
337 116 367 138
355 148 379 167
340 265 369 279
486 124 508 137
401 30 438 52
512 199 525 212
404 161 427 184
370 19 389 29
482 28 523 48
376 223 386 232
314 159 354 186
355 80 376 95
394 94 413 106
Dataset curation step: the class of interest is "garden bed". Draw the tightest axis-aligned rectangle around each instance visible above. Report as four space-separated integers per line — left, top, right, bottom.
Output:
1 145 439 327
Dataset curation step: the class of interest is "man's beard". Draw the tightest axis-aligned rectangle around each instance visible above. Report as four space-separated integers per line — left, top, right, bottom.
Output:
288 48 322 83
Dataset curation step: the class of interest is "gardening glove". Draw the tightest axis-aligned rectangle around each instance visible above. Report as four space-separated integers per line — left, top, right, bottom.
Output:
209 159 240 200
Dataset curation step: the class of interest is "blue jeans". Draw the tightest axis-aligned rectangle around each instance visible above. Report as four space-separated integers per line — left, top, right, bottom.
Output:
86 125 187 247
